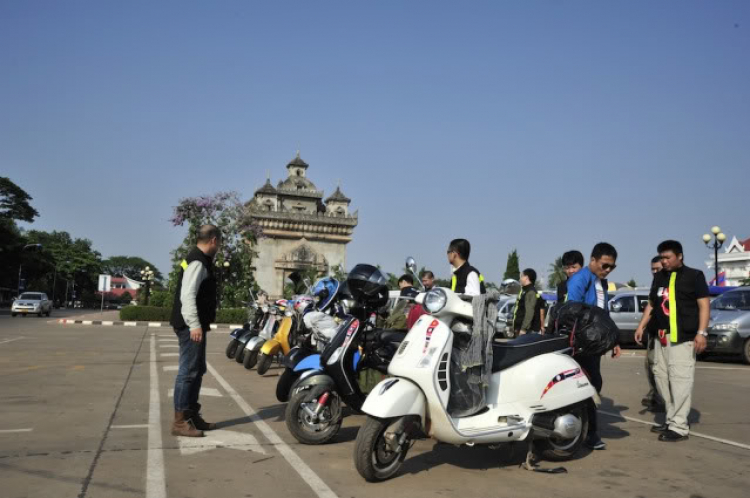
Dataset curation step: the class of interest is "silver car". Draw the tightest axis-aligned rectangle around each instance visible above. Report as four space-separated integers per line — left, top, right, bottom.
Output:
707 287 750 364
608 292 650 347
12 292 52 317
494 295 518 339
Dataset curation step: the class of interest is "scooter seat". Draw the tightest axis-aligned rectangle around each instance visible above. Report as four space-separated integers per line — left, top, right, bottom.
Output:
376 329 408 344
491 334 570 372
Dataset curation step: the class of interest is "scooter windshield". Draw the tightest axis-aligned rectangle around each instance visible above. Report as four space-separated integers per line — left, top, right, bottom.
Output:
319 316 357 366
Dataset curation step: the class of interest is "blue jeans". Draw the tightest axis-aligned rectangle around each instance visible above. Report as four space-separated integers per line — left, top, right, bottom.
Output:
173 327 207 412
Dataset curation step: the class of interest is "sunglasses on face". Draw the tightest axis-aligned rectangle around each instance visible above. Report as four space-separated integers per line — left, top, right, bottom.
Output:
601 263 617 271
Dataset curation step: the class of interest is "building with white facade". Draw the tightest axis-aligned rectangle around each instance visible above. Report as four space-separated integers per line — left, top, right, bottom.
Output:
705 236 750 287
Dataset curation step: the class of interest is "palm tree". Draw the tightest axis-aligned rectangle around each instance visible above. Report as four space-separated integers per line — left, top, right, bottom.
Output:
548 256 566 289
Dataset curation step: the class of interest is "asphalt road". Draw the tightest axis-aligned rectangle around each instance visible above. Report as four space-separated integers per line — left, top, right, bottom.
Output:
1 318 748 498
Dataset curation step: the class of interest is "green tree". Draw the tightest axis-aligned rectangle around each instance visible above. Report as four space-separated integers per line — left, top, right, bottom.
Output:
24 230 103 304
627 278 637 288
503 249 520 281
169 192 263 308
0 177 39 223
0 178 40 293
120 290 134 304
102 256 164 283
547 256 566 289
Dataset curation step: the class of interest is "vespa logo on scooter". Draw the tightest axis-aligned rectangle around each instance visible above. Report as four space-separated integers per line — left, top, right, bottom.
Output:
342 319 360 348
422 319 439 353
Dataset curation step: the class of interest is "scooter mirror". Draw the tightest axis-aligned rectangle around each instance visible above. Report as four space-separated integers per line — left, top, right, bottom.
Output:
405 257 417 274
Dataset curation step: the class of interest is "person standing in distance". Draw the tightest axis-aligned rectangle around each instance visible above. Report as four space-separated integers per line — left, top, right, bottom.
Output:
170 224 222 437
642 256 666 412
447 238 486 296
566 242 622 450
557 250 584 302
512 268 540 336
635 240 709 442
421 271 436 291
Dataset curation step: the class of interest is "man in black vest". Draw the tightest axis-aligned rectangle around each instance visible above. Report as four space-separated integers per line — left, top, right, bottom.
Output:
635 240 709 442
447 238 485 296
512 268 541 336
170 224 221 437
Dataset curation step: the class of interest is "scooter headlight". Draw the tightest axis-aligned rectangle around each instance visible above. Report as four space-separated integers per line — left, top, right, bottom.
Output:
424 288 448 314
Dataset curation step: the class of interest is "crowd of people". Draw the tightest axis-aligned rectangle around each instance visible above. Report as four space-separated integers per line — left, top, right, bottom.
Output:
169 227 710 451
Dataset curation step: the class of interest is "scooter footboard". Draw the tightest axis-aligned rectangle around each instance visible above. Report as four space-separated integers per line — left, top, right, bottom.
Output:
361 378 426 425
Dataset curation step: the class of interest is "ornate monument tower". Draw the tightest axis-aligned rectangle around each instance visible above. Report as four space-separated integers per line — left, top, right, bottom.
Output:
247 153 358 298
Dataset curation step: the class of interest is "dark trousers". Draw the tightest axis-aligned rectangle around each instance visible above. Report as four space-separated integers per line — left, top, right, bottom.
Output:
576 355 603 435
173 327 207 412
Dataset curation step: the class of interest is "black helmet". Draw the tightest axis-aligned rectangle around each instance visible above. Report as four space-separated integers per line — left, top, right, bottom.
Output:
346 264 389 309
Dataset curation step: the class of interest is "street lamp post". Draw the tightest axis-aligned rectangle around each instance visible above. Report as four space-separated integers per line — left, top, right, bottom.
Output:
140 267 155 306
17 243 42 297
703 225 727 285
216 260 230 309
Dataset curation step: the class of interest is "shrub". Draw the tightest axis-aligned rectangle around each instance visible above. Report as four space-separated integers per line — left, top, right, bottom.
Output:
119 306 247 324
120 306 172 322
215 308 248 324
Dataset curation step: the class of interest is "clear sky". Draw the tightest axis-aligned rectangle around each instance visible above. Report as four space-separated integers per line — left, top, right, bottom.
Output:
2 1 749 287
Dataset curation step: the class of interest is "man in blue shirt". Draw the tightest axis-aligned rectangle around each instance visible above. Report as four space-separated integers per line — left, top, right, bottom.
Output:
567 242 622 450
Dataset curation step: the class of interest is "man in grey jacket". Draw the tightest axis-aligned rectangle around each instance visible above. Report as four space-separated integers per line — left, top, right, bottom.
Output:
170 225 221 437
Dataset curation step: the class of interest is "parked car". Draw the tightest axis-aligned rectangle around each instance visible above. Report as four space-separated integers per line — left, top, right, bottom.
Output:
608 291 650 347
11 292 52 317
494 295 517 339
706 287 750 364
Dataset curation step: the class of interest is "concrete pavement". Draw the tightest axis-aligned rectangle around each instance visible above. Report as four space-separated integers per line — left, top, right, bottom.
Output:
1 317 749 498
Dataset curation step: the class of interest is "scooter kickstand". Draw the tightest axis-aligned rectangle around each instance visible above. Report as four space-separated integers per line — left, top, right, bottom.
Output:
521 438 539 471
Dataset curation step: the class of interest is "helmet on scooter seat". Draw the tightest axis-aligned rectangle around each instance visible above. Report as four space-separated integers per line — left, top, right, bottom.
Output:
345 264 389 309
311 277 340 312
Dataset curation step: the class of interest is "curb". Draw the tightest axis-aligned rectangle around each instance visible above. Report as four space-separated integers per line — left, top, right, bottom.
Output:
54 319 243 330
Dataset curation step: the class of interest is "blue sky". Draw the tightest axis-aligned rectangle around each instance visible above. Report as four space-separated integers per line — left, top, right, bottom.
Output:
2 1 749 287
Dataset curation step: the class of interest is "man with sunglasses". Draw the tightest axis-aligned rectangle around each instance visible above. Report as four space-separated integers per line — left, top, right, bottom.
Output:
566 242 622 450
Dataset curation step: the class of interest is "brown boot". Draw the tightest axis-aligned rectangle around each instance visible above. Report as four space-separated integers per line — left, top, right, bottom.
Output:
171 411 204 437
188 410 216 431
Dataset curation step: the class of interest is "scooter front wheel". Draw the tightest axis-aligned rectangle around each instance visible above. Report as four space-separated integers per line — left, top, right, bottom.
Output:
243 350 259 370
285 385 342 445
225 339 240 359
354 416 410 482
256 353 273 375
235 345 246 363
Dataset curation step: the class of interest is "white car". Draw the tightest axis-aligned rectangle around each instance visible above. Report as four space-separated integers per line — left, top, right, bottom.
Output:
11 292 52 317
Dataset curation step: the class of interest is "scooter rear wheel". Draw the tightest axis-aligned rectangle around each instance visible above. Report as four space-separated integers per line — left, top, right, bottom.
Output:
354 416 409 482
536 402 589 461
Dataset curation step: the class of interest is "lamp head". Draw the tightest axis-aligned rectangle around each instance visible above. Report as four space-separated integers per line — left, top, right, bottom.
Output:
711 226 721 235
702 234 711 243
717 232 727 242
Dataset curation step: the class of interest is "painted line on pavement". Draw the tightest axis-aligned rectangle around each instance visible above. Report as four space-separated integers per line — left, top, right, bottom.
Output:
148 322 163 327
599 410 750 451
696 366 750 371
161 353 179 357
159 345 179 348
102 321 114 326
124 322 137 327
206 361 339 498
112 424 149 429
158 339 178 342
0 337 25 346
147 334 167 498
163 365 178 372
0 428 33 433
167 387 222 398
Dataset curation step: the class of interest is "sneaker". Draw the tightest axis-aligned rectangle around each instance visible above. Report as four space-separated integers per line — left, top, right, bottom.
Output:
650 423 668 433
585 434 606 450
658 430 689 442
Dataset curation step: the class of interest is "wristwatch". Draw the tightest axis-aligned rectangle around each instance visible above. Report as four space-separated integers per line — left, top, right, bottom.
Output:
697 330 708 338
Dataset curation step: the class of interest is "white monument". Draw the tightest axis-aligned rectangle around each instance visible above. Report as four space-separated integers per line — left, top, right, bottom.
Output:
705 235 750 287
247 153 358 298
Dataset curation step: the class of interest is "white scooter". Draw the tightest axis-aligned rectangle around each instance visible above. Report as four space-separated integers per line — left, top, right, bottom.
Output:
353 259 597 482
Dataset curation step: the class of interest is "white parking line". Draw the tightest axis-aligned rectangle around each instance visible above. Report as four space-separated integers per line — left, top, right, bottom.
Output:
0 428 33 433
158 339 178 343
112 424 149 429
163 365 178 372
696 366 750 371
161 353 179 357
102 321 114 326
147 335 166 498
206 361 339 498
159 345 179 348
599 410 750 451
167 388 222 398
0 337 25 346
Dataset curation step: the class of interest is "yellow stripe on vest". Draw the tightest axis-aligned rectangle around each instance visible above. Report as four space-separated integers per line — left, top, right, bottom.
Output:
180 259 188 270
669 271 678 343
451 275 457 292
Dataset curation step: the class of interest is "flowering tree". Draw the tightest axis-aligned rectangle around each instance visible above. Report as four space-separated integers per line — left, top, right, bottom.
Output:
169 191 263 308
